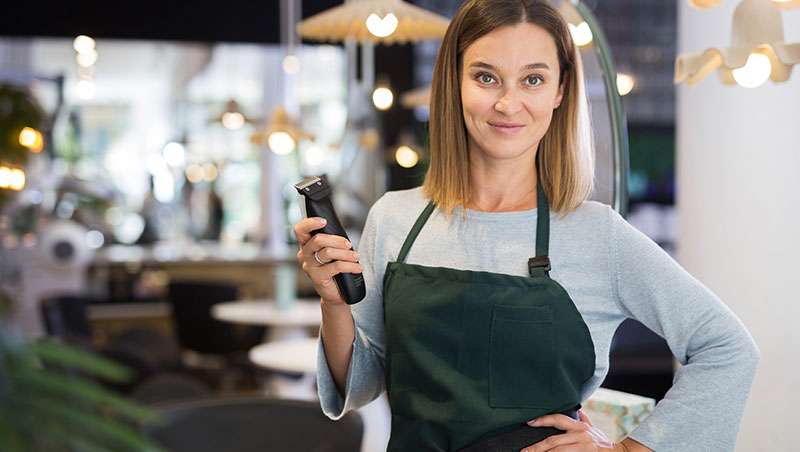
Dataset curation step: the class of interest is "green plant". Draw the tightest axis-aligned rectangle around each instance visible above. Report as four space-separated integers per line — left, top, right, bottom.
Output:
0 292 167 452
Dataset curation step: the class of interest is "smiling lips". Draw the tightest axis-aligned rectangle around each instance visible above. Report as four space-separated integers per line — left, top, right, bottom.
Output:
488 121 524 134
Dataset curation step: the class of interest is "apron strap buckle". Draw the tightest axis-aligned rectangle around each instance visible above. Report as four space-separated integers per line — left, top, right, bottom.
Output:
528 256 551 274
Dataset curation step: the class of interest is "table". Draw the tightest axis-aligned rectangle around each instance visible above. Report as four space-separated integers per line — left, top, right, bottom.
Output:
249 337 318 374
211 298 321 341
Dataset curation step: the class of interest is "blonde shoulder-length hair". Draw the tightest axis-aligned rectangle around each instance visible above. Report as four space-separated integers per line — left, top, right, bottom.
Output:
422 0 595 217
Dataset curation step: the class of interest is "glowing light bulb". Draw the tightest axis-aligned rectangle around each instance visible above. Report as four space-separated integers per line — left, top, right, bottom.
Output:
372 86 394 110
395 145 419 168
222 111 245 130
366 13 398 38
0 166 10 189
73 35 96 54
732 53 772 88
9 168 26 191
19 127 44 152
616 73 636 96
268 131 296 155
283 55 300 74
568 22 593 47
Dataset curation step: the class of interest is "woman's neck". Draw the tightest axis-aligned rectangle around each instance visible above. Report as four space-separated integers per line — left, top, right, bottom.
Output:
466 150 539 212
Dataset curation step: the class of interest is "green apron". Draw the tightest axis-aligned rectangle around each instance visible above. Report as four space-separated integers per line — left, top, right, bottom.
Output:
382 179 596 451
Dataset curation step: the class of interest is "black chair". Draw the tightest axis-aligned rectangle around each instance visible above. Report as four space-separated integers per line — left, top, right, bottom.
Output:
167 281 267 390
167 280 265 355
130 372 213 405
144 397 363 452
39 294 208 396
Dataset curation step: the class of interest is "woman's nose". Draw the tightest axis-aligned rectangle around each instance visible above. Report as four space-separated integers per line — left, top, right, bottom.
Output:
494 91 523 114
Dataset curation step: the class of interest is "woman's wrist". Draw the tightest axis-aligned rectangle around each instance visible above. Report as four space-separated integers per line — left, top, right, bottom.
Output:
616 437 652 452
320 297 351 313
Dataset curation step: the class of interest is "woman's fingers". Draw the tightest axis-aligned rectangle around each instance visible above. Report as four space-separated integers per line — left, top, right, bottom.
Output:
302 232 351 255
519 431 594 452
321 260 363 279
293 218 360 306
578 410 593 426
527 414 588 431
293 217 327 245
313 247 360 265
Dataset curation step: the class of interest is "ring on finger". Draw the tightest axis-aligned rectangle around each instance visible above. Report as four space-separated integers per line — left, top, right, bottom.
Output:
313 250 328 266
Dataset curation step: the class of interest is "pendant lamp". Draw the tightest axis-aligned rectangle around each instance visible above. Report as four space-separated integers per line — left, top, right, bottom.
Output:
676 0 800 87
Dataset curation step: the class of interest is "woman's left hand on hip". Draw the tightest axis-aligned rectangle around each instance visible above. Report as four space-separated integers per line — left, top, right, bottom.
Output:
520 410 618 452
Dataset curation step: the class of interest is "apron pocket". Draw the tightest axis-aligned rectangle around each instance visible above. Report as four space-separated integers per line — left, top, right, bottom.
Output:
489 304 555 408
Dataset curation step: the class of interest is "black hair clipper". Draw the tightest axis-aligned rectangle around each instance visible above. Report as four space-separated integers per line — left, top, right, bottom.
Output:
294 176 366 305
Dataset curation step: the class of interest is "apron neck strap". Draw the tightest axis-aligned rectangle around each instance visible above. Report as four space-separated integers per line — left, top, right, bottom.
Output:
397 201 436 263
397 165 551 270
529 179 551 276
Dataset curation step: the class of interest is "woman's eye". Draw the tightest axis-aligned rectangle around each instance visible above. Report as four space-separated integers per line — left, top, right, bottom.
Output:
525 75 544 86
477 73 495 84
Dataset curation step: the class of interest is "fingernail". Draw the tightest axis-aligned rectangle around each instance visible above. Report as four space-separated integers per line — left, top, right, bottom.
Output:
345 240 351 248
354 252 360 260
527 419 539 426
319 218 327 225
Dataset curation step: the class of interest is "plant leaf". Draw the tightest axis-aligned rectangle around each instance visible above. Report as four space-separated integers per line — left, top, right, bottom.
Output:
18 393 167 452
28 341 131 382
11 367 158 423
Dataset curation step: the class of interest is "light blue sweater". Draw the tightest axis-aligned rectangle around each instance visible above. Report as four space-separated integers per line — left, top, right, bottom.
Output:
316 187 759 452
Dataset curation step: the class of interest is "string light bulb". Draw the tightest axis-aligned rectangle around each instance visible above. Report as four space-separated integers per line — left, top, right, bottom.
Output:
372 86 394 110
616 73 636 96
395 145 419 168
19 127 44 152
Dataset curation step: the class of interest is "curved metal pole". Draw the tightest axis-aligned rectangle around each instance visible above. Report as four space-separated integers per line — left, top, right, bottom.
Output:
575 1 630 217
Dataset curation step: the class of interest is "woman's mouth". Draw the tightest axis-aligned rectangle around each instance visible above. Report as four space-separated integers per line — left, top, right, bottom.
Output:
488 121 524 134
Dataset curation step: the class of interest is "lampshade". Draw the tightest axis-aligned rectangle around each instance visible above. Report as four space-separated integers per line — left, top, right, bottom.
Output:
209 99 259 129
296 0 450 44
250 106 314 150
675 0 800 86
689 0 800 9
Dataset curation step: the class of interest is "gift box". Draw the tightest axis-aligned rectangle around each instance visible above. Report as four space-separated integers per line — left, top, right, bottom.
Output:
583 388 655 442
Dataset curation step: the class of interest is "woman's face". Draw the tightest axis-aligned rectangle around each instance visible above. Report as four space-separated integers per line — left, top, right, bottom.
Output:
460 22 565 164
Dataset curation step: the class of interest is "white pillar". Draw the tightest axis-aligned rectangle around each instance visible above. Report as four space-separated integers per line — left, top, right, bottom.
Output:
677 3 800 451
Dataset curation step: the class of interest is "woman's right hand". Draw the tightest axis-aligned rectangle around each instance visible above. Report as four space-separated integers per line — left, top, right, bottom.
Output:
294 217 363 306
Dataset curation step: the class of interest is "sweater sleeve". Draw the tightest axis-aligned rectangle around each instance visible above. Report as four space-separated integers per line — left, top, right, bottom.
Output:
607 207 759 451
316 198 387 420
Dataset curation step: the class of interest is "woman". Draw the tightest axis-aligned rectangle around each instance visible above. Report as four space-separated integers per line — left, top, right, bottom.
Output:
294 1 759 451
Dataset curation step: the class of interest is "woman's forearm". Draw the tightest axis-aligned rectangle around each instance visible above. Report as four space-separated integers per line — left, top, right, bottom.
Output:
319 299 356 397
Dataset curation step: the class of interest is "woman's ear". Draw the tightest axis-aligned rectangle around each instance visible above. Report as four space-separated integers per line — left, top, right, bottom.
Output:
554 82 565 109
